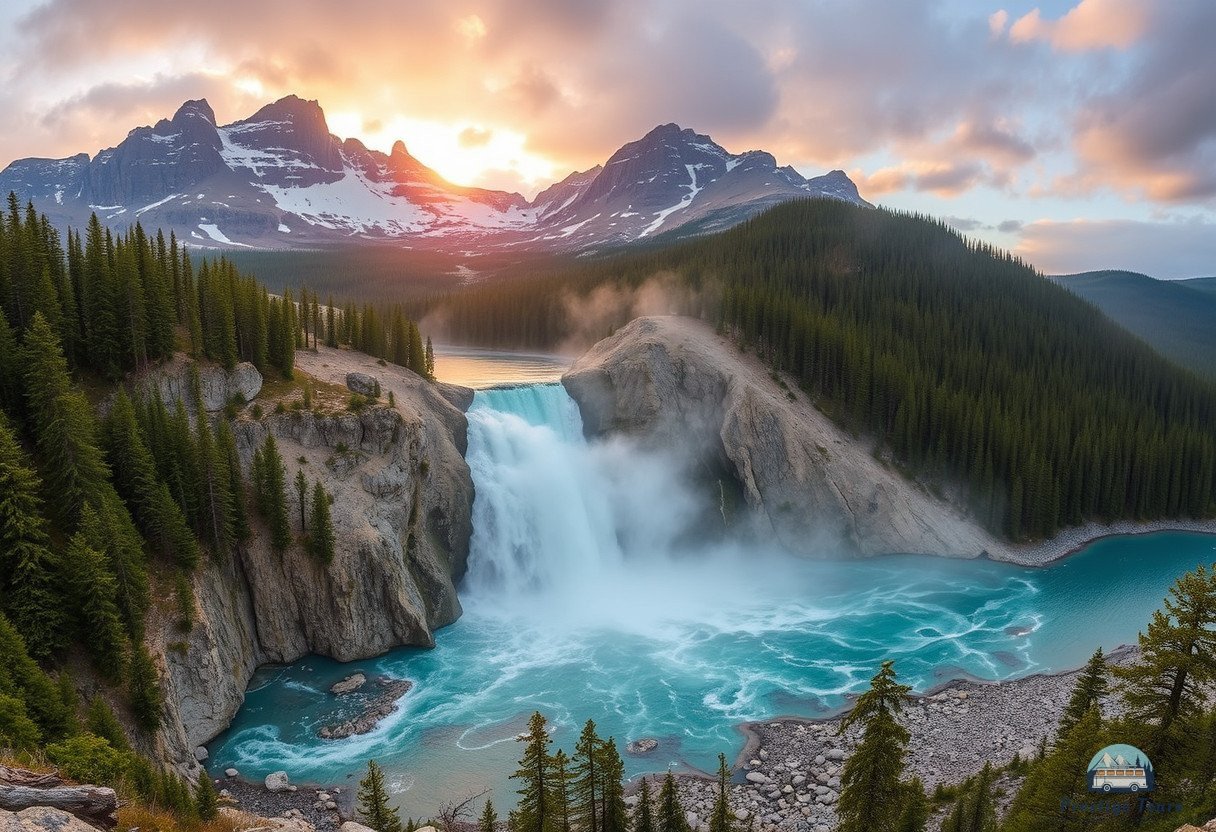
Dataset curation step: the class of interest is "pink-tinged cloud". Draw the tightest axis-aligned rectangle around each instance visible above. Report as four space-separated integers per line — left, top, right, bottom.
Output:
1008 0 1150 52
1014 217 1216 278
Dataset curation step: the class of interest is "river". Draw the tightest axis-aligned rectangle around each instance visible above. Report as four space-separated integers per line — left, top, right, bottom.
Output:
206 357 1216 820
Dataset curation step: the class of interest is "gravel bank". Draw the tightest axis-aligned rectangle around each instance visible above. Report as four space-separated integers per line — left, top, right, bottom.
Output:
668 646 1137 832
217 774 356 831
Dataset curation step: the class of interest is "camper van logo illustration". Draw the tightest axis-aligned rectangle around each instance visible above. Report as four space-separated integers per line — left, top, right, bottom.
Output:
1087 744 1154 794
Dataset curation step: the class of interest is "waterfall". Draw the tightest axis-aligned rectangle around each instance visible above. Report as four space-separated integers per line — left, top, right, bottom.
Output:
459 379 710 608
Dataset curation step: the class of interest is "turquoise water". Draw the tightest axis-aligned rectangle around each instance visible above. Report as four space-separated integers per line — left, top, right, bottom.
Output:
207 383 1216 819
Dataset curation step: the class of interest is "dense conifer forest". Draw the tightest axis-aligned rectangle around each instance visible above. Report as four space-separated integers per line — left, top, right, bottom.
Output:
434 199 1216 541
0 195 432 823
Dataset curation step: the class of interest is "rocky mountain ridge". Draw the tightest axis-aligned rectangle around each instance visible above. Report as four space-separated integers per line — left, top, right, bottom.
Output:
0 95 868 251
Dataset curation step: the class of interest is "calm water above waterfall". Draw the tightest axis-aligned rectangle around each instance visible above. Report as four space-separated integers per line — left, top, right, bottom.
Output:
207 382 1216 819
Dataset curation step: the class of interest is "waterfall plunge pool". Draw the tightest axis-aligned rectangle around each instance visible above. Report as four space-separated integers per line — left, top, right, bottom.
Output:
206 383 1216 819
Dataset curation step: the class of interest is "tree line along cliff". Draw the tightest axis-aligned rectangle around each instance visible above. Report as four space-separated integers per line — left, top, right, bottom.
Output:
433 198 1216 542
0 196 449 808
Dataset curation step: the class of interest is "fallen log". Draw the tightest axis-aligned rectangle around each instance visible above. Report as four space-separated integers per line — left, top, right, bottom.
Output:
0 767 63 788
0 784 117 828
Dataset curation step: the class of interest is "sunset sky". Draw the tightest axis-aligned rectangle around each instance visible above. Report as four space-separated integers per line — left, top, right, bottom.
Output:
1 0 1213 277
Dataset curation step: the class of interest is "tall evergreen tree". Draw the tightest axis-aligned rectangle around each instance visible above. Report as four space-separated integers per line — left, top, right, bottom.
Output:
1001 708 1102 832
512 711 556 832
552 749 572 832
357 761 403 832
632 777 655 832
0 420 66 658
599 739 627 832
258 434 291 551
1059 647 1108 736
656 772 688 832
836 661 911 832
195 773 218 822
894 778 927 832
571 719 602 832
295 469 308 532
480 799 498 832
309 480 336 564
63 509 127 681
127 642 162 732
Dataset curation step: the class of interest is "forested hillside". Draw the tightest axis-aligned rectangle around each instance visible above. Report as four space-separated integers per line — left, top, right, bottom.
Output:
1051 270 1216 379
0 193 433 820
437 199 1216 541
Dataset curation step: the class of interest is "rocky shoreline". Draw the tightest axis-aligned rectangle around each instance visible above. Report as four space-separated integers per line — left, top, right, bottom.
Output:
997 519 1216 567
662 645 1138 832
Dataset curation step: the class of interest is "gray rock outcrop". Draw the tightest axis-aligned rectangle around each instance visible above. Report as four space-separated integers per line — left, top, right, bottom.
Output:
345 372 378 397
145 348 474 774
147 355 263 412
563 316 1006 559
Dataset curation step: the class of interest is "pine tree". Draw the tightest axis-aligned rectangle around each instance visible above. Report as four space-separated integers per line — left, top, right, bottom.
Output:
63 512 127 681
259 434 291 551
512 711 556 832
1059 647 1107 736
309 480 336 563
480 799 498 832
552 749 572 832
656 772 688 832
0 420 66 659
836 661 911 832
632 777 655 832
599 739 627 832
193 393 234 557
0 611 71 740
195 772 218 821
894 777 926 832
425 336 435 379
21 313 110 528
217 419 250 543
708 754 732 832
85 697 129 751
128 642 163 731
358 760 403 832
1115 565 1216 771
571 719 601 832
1001 708 1102 832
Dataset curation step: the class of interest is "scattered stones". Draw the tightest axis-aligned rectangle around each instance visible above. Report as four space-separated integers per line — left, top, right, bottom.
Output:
265 772 291 794
318 678 412 740
627 738 659 754
330 674 367 696
226 768 241 778
745 772 769 785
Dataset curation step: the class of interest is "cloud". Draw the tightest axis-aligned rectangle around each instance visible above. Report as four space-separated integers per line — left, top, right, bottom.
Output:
458 126 493 148
1007 0 1150 52
1014 217 1216 278
1060 3 1216 202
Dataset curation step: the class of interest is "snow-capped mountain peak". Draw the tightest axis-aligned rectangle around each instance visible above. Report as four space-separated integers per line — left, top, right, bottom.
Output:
0 97 869 251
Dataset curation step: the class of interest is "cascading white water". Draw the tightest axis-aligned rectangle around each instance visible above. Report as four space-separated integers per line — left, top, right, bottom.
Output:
461 383 704 611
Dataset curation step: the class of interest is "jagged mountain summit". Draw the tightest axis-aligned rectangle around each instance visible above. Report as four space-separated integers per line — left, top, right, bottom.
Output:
0 95 868 251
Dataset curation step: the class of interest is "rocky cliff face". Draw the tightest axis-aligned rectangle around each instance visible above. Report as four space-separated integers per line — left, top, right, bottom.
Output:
143 354 473 773
562 316 1007 560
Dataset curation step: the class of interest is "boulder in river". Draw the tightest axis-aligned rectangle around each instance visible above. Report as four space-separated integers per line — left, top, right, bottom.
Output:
627 738 659 754
330 673 367 695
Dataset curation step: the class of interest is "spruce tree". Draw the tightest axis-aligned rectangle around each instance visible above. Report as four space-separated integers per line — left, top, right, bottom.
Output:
1001 708 1102 832
259 434 292 551
128 642 163 731
1059 647 1107 736
571 719 601 832
194 395 234 557
632 777 655 832
552 749 572 832
1115 565 1216 770
195 773 218 821
309 480 336 563
599 739 627 832
894 777 926 832
0 420 66 658
358 760 404 832
86 697 129 751
480 799 498 832
0 611 70 740
512 711 556 832
217 419 250 543
656 772 688 832
21 313 110 528
836 660 911 832
63 512 127 681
